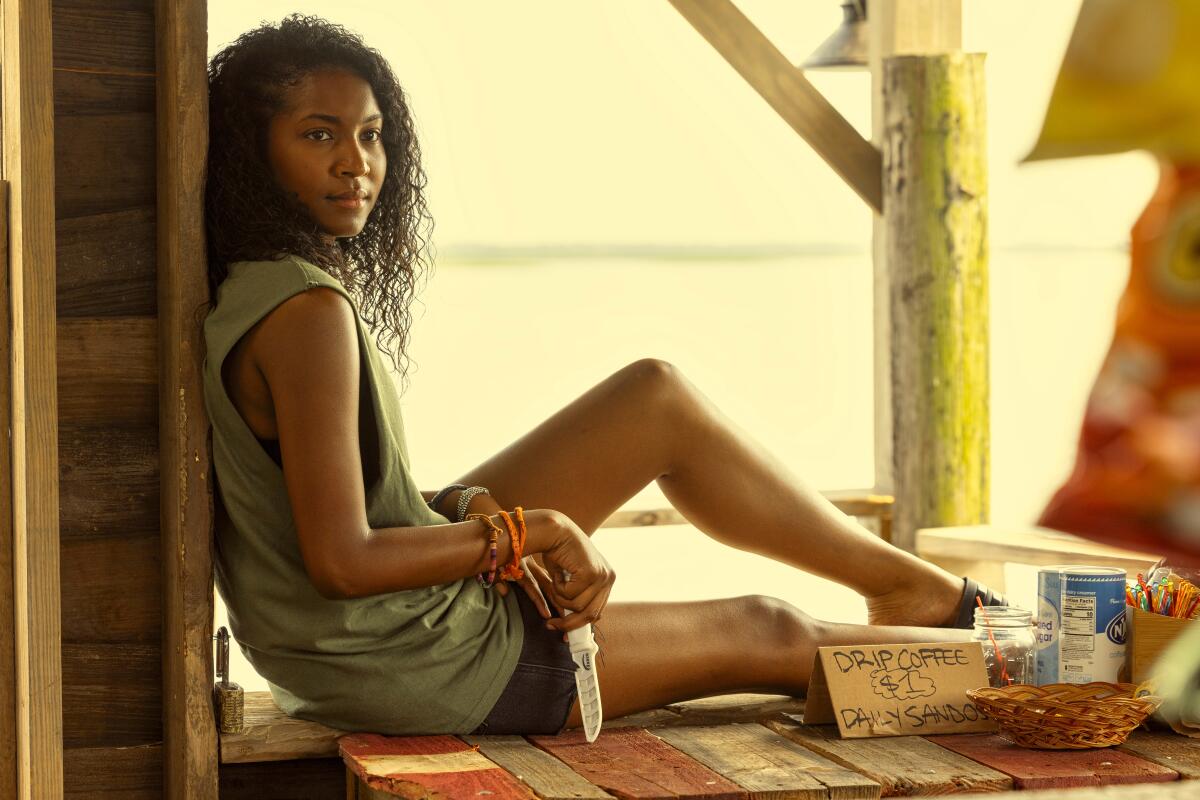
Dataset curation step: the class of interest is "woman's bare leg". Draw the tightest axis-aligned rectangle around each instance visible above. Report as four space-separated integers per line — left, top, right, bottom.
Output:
452 359 968 628
558 595 971 728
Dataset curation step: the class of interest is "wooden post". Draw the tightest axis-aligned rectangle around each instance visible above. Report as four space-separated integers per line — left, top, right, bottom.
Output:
869 0 963 507
0 181 16 800
156 0 220 797
884 53 989 552
2 0 65 796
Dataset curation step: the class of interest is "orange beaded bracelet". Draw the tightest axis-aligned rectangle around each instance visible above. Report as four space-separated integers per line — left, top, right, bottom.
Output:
496 507 527 582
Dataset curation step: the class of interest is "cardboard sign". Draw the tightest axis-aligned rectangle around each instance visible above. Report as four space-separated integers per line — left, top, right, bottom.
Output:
803 642 996 738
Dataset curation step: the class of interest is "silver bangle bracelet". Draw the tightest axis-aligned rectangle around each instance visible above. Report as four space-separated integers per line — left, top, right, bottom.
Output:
427 483 467 516
456 486 491 523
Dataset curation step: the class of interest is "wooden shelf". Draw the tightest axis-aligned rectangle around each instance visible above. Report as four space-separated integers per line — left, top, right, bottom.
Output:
917 525 1161 592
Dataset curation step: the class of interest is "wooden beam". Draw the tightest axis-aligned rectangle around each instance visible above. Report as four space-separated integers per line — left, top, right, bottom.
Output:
2 0 65 795
598 490 891 529
869 0 962 502
156 0 219 797
220 692 348 765
885 53 988 551
667 0 882 212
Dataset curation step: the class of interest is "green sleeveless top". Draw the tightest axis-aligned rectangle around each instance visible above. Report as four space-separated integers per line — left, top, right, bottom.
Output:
202 254 523 734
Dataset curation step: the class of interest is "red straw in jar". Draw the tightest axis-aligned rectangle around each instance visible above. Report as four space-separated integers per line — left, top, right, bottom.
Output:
976 596 1012 686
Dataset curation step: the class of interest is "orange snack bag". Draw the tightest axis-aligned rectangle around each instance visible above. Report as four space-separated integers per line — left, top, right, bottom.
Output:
1039 162 1200 565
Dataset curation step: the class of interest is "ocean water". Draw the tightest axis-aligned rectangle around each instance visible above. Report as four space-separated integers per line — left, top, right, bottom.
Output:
216 249 1130 692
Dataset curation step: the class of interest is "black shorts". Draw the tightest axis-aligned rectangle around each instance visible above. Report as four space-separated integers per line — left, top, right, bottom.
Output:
470 587 579 735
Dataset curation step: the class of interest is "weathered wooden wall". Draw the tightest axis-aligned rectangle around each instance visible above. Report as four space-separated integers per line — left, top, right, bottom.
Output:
53 0 162 796
0 182 17 800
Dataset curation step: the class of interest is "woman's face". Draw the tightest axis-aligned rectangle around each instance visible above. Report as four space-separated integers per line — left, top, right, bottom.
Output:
266 68 386 242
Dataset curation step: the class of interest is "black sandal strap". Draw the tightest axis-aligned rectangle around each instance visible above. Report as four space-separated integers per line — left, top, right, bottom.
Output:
953 576 1009 628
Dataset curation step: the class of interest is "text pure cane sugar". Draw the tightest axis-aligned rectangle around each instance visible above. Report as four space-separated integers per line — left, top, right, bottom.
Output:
1036 566 1127 685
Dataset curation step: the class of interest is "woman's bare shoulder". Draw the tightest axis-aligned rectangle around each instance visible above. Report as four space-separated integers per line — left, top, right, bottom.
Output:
250 284 357 382
223 283 357 439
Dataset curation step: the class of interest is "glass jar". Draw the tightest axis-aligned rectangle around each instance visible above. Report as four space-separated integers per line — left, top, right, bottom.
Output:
970 606 1036 687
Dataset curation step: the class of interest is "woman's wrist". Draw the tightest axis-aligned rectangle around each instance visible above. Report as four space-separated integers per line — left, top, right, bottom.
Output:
465 513 512 575
457 500 564 584
428 484 467 518
455 486 491 521
433 486 495 522
460 489 499 521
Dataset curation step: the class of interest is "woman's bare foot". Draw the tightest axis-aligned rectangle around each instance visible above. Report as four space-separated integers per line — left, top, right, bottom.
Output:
864 570 967 628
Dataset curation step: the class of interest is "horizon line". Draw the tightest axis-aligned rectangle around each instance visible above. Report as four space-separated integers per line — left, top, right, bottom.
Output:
433 241 1129 262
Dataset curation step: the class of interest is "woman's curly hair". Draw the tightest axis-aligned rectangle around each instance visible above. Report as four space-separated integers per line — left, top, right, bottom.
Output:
203 13 434 388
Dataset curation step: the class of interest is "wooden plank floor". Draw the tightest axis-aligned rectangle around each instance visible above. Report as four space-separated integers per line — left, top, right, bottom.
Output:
330 694 1199 799
653 723 879 799
529 727 746 800
221 692 806 764
1119 732 1200 780
764 717 1013 795
341 733 539 799
928 733 1179 790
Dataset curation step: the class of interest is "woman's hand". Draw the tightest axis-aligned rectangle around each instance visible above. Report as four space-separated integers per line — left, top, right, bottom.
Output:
537 511 615 635
436 489 613 635
494 555 556 619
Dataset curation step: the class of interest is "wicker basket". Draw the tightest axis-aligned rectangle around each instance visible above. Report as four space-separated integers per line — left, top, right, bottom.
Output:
966 682 1162 749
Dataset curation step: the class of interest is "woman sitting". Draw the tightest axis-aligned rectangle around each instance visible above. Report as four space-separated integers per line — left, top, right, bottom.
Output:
201 14 1005 737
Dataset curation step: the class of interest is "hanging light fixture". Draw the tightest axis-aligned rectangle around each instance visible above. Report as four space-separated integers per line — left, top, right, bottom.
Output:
802 0 868 70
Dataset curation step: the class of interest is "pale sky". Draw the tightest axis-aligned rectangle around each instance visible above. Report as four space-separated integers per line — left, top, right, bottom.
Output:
207 0 1159 253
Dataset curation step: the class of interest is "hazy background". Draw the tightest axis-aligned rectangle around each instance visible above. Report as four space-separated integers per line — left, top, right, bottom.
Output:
208 1 1155 690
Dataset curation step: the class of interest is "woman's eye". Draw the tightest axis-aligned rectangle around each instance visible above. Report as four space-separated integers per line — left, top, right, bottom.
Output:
304 130 381 142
